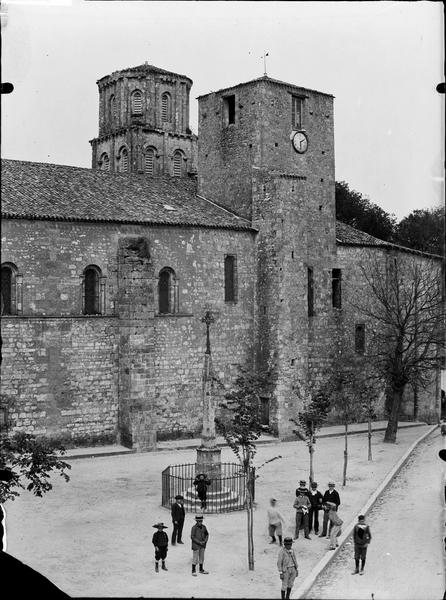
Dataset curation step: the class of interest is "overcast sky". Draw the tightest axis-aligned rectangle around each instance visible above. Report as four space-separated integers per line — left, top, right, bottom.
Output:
1 0 444 220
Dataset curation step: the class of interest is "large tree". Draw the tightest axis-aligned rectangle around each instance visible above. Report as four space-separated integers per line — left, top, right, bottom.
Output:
336 180 396 241
355 251 443 443
394 206 444 255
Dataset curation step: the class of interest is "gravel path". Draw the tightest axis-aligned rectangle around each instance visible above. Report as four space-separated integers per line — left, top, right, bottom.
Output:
305 431 445 600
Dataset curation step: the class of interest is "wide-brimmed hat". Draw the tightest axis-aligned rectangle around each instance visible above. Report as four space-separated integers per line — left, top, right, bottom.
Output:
196 473 206 478
175 494 184 500
325 501 336 509
195 515 204 521
152 522 168 529
328 481 336 486
283 537 293 545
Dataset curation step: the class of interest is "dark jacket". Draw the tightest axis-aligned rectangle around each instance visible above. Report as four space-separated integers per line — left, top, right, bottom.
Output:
171 502 185 522
353 523 371 546
191 524 209 550
193 477 211 497
308 490 323 509
152 531 168 548
322 489 340 509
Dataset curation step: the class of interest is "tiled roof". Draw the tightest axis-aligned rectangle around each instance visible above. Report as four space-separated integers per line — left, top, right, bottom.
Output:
98 63 192 85
336 220 442 259
198 75 333 99
1 159 253 231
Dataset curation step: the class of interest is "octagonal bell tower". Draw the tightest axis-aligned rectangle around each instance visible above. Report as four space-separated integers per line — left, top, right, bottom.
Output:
90 63 197 177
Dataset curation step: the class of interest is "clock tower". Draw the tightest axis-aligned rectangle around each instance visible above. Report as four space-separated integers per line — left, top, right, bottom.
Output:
198 75 339 437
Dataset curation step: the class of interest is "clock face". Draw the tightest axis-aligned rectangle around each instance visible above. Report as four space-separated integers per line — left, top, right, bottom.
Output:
292 131 308 154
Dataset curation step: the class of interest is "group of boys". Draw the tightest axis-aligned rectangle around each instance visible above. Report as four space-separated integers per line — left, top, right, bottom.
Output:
269 479 372 597
151 494 210 576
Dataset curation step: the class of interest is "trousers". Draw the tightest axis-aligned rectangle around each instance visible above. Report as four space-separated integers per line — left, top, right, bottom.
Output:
295 512 309 537
281 567 298 591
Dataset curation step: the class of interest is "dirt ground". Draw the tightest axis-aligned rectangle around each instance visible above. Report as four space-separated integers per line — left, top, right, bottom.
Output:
3 426 434 599
305 431 445 600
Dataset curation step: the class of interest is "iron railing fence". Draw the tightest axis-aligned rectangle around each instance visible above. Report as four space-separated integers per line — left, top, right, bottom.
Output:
161 462 255 514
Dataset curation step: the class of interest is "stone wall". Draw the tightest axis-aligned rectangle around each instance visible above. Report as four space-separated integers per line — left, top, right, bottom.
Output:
1 218 255 445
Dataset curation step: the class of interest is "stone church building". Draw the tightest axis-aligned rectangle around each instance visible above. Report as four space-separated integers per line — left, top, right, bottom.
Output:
1 64 441 449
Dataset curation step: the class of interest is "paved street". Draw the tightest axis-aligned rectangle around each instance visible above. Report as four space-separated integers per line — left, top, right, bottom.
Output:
304 431 445 599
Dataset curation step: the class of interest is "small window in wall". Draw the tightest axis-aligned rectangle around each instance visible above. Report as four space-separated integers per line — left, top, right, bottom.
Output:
144 147 156 175
109 95 116 122
260 397 270 426
131 90 143 115
161 92 171 122
158 268 178 314
118 147 129 173
332 268 342 309
355 324 366 354
1 262 19 315
224 255 237 302
82 265 103 315
100 152 110 171
223 94 236 126
291 95 303 129
173 150 184 177
307 267 314 317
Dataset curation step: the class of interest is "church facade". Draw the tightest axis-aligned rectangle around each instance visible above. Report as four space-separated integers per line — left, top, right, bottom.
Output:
1 64 441 449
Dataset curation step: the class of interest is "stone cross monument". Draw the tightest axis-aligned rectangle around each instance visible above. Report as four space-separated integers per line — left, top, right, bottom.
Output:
195 311 222 475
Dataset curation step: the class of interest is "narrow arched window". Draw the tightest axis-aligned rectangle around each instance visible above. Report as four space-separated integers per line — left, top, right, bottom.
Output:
161 92 171 122
224 255 237 302
118 147 129 173
109 95 116 122
173 150 184 177
1 262 20 315
82 265 102 315
158 267 178 314
144 147 156 175
100 152 110 171
131 90 143 115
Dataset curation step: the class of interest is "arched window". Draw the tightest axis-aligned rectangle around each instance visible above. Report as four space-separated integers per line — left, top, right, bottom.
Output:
100 152 110 171
82 265 103 315
1 262 20 315
131 90 143 115
118 147 129 173
161 92 171 122
158 267 178 314
144 147 156 176
109 95 116 122
173 150 184 177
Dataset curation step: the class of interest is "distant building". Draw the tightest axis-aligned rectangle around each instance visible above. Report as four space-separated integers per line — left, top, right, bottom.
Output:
1 65 441 449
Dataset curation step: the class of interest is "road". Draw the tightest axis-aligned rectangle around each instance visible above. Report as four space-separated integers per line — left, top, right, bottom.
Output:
304 430 445 600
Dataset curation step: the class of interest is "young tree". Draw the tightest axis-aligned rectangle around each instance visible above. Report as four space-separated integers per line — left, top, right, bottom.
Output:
356 252 444 443
216 368 281 571
290 382 331 486
0 431 71 503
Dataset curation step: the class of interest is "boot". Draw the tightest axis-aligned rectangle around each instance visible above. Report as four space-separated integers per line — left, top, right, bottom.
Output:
281 591 285 599
192 565 197 577
278 535 283 546
161 561 168 571
155 562 159 573
199 564 209 574
286 588 292 599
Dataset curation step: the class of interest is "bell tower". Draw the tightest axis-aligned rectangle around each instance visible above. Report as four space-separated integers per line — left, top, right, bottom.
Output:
90 64 197 177
198 76 338 437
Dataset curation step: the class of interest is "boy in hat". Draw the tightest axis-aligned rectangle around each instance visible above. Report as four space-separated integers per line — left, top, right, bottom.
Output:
352 515 372 575
152 523 169 572
308 481 323 535
319 482 341 538
326 502 343 550
193 473 211 511
190 515 209 576
277 537 299 600
171 494 185 545
267 498 285 545
293 481 311 539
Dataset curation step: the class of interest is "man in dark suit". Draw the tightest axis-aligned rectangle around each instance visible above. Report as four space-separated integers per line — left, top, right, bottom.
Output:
308 481 323 535
319 481 341 538
171 494 185 545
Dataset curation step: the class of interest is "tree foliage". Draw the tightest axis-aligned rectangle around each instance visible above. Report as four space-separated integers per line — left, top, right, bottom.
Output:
355 252 444 442
0 432 71 503
290 381 331 486
336 180 396 241
394 206 444 255
216 368 281 571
